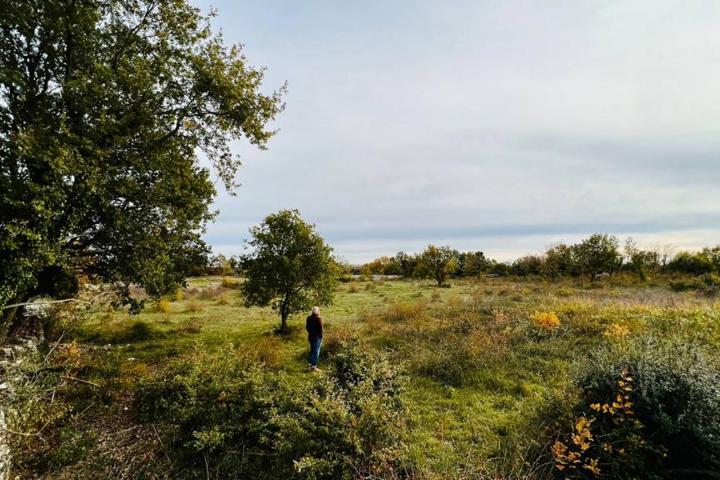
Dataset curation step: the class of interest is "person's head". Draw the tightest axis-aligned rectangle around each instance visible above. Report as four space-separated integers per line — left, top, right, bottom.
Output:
311 306 320 316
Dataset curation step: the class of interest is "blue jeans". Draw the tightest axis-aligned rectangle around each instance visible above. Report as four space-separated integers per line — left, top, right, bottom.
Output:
308 337 323 367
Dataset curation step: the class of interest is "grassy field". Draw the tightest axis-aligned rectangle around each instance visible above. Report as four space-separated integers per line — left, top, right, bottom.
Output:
18 275 720 479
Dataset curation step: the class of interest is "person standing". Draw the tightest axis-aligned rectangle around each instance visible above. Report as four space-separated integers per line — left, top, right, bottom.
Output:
306 306 323 371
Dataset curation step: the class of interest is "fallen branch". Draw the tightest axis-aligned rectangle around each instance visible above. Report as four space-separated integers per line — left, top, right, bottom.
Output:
43 328 70 363
2 290 113 312
152 424 173 465
61 375 100 388
1 298 91 311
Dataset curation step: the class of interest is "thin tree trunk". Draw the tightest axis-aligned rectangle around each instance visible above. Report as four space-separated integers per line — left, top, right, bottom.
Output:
0 306 20 345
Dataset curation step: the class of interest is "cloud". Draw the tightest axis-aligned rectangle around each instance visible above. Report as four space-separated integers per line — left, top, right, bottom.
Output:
193 0 720 262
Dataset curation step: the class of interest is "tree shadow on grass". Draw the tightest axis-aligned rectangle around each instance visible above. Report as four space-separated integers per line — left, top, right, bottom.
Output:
82 320 160 344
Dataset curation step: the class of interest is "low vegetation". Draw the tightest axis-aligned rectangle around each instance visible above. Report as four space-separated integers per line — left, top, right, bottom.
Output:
6 274 720 479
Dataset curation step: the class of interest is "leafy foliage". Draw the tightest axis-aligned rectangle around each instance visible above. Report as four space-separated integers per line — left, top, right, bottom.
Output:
242 210 337 331
668 248 720 275
0 0 284 329
416 245 457 286
137 341 408 479
573 234 622 280
549 337 720 479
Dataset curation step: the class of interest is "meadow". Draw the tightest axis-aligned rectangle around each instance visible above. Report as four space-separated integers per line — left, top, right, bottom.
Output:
13 275 720 479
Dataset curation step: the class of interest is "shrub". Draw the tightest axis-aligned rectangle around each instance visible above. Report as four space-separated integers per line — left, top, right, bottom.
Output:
531 311 560 330
670 274 720 296
668 251 715 275
602 323 630 341
184 301 203 313
548 337 720 479
156 299 173 313
136 342 408 479
221 277 241 289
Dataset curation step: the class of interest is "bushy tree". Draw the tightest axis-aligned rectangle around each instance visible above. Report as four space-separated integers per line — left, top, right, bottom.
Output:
394 251 418 278
543 243 577 278
624 238 660 281
668 251 716 275
573 234 622 280
511 255 544 276
460 251 488 277
701 246 720 272
416 245 457 286
0 0 284 336
242 210 336 332
361 256 399 276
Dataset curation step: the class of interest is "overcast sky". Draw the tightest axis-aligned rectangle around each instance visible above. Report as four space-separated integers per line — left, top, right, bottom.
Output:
192 0 720 263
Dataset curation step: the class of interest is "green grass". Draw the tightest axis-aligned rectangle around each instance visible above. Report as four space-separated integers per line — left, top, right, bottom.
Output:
49 276 720 478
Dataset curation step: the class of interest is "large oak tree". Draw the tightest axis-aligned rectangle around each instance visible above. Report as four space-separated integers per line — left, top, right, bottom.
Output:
0 0 284 337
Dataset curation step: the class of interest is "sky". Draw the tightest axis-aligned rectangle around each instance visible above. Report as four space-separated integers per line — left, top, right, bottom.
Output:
192 0 720 264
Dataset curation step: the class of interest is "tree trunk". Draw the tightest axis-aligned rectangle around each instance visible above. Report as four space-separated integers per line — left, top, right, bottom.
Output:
0 306 20 345
280 312 288 332
0 409 9 480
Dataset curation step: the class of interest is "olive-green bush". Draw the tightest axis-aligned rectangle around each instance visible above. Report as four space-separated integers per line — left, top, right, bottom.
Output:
137 341 408 479
548 336 720 479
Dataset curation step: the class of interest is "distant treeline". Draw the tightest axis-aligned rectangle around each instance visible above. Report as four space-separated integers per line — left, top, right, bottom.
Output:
356 234 720 282
196 233 720 282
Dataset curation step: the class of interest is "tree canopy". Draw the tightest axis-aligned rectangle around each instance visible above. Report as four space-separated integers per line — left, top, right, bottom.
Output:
0 0 284 333
242 210 337 332
416 245 457 286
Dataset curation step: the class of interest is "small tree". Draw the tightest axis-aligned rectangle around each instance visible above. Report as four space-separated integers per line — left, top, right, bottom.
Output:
573 234 622 281
511 255 544 276
624 238 659 281
395 252 418 279
461 251 488 277
417 245 457 286
242 210 337 332
0 0 284 336
543 243 578 278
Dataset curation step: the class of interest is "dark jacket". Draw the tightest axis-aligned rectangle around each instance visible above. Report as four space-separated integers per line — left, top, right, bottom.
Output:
306 313 323 340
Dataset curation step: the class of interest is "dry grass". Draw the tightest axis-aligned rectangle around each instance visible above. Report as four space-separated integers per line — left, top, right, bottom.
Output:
251 336 283 368
176 318 203 334
198 286 225 300
221 277 242 289
184 301 203 313
156 299 173 314
382 300 427 323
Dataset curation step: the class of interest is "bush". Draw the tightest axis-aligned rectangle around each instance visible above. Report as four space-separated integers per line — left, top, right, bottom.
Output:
670 274 720 296
668 251 715 275
530 311 560 330
136 342 408 479
221 277 241 289
183 301 203 313
156 299 173 313
548 336 720 479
